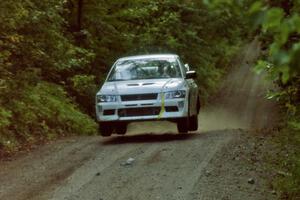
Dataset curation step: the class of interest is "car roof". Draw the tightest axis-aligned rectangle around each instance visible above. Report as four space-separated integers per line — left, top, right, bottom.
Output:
117 54 179 61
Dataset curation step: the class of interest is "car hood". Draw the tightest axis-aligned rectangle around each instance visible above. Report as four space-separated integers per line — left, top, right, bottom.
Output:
99 78 185 95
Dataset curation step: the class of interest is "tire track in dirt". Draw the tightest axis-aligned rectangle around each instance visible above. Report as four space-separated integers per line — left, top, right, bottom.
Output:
51 132 234 200
48 142 152 200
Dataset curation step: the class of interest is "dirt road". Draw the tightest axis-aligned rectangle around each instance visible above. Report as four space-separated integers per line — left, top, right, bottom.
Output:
0 39 278 200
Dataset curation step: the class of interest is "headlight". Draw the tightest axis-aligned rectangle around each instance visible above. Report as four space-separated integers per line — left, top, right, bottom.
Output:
96 95 118 103
165 90 186 99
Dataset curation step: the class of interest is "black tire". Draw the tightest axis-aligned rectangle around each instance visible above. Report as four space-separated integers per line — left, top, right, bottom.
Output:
189 115 198 131
177 118 189 133
99 122 113 137
197 96 201 114
116 123 127 135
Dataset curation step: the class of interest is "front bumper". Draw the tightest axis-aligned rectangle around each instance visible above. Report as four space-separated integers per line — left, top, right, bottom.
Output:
96 98 188 122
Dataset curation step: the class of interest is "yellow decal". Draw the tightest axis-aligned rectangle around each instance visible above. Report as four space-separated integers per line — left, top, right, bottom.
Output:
158 92 165 119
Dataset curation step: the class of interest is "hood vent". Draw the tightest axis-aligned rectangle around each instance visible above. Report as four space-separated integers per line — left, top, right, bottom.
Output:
127 83 139 86
142 83 154 86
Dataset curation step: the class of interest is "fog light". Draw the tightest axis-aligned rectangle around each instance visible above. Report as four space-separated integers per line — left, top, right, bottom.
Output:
165 106 179 112
178 101 184 109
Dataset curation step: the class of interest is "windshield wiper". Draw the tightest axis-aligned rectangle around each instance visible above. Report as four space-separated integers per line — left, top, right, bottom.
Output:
108 79 128 81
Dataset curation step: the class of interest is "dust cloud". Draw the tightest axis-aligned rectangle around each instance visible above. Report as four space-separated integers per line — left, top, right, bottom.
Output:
128 38 278 134
201 38 277 131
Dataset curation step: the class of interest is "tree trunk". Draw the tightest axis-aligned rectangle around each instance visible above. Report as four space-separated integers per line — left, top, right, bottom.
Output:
77 0 83 31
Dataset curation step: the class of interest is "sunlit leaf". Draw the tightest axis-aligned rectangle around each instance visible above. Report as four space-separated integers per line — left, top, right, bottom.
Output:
275 21 290 46
289 14 300 33
274 50 291 66
266 90 285 101
262 8 284 32
280 65 290 84
249 1 263 14
254 60 270 74
269 42 280 57
288 121 300 130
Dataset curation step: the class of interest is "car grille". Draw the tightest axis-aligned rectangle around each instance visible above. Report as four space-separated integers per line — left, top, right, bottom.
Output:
121 93 158 101
118 107 161 117
103 109 115 115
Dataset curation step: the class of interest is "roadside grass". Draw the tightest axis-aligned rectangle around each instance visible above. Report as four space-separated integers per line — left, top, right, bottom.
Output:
271 117 300 199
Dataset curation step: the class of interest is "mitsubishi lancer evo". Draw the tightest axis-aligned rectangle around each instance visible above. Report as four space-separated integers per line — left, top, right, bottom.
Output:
96 54 200 136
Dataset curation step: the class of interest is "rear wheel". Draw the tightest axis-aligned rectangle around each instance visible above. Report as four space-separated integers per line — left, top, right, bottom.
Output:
189 115 198 131
116 123 127 135
99 122 113 137
177 118 189 133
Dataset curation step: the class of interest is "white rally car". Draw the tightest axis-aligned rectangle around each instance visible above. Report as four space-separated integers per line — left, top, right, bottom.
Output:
96 54 200 136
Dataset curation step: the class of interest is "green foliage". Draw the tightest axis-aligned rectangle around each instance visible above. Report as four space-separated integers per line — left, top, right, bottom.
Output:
0 0 98 153
262 8 284 31
273 114 300 199
248 0 300 119
249 1 300 84
21 82 97 135
71 75 97 95
248 1 300 198
70 75 98 115
0 107 11 129
289 120 300 131
1 82 97 151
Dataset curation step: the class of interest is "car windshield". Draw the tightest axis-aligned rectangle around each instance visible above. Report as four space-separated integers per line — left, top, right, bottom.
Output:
107 58 182 81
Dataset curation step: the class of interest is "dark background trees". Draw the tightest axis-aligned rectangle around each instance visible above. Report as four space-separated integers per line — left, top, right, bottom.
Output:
0 0 248 153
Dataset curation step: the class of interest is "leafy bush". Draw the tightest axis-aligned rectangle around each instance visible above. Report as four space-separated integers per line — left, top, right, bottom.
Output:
0 82 97 152
19 82 97 136
0 107 11 129
0 0 98 154
248 1 300 198
70 75 98 115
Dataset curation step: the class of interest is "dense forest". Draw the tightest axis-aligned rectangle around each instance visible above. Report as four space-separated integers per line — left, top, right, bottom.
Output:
0 0 299 198
0 0 249 151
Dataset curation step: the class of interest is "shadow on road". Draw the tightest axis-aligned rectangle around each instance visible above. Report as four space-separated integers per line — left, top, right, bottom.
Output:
101 130 237 145
101 133 201 145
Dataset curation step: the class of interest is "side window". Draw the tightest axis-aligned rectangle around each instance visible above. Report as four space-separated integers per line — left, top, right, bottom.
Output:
178 58 187 75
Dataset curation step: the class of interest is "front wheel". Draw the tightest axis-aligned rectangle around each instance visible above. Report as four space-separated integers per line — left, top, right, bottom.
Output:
116 123 127 135
197 96 201 114
99 122 113 137
177 118 189 133
189 115 198 131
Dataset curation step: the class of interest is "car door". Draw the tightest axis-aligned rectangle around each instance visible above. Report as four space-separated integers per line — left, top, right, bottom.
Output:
178 58 198 116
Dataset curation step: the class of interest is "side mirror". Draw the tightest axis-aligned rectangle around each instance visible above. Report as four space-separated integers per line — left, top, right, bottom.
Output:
185 71 197 79
184 64 190 71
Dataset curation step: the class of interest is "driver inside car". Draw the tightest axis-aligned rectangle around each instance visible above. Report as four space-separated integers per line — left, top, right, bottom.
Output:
158 62 172 78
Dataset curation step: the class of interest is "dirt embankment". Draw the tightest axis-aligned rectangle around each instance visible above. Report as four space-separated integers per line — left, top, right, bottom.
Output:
0 39 280 200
